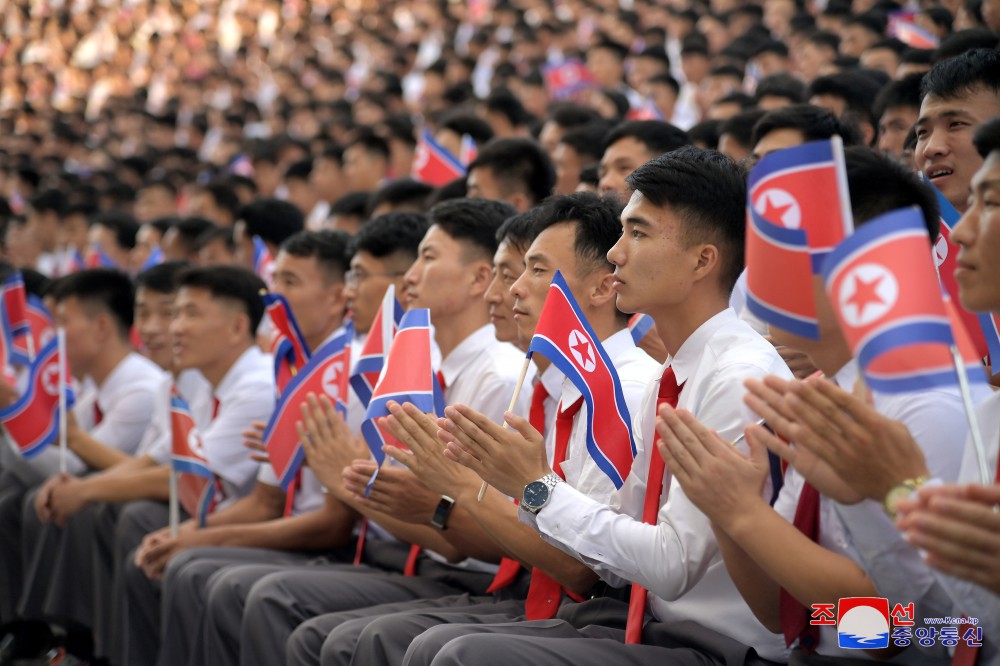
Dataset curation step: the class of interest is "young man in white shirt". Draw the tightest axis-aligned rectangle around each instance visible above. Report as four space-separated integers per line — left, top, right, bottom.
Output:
285 193 660 666
119 265 276 665
10 268 165 622
411 147 792 665
657 147 985 662
192 198 528 666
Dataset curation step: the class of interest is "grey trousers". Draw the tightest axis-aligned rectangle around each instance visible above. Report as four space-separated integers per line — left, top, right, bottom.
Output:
406 599 771 666
119 500 172 666
158 546 321 666
0 471 29 622
227 542 496 666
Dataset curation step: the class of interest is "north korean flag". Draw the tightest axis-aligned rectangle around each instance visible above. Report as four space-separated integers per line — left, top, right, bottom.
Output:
170 388 221 527
350 285 403 407
929 182 991 362
140 245 164 272
262 292 311 394
253 236 275 287
1 273 30 366
0 337 75 457
263 323 354 491
822 208 977 393
10 295 56 366
528 271 637 489
543 59 596 100
412 128 467 187
627 313 655 345
749 138 854 271
360 309 437 492
745 206 821 339
84 244 118 269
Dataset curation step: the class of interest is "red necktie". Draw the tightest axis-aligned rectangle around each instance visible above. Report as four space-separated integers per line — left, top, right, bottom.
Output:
486 380 552 593
950 436 1000 665
625 366 683 644
779 482 822 653
93 402 103 426
524 397 585 619
211 396 220 421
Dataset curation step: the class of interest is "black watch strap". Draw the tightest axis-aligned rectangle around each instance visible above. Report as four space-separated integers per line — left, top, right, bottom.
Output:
430 495 456 530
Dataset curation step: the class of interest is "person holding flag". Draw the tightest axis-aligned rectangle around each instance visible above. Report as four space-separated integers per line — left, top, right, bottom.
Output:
294 193 659 666
209 198 528 666
119 266 275 666
130 233 362 666
409 148 791 665
658 147 987 662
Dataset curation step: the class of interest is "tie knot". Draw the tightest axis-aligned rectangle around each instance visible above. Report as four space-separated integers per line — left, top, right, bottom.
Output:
531 380 549 408
557 397 583 422
658 366 682 403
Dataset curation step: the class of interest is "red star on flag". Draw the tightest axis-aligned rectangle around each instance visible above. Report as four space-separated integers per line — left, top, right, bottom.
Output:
846 274 885 320
760 192 795 226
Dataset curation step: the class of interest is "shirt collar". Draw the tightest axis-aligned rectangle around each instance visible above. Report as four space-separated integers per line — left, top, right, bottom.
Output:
832 358 859 390
216 345 267 401
440 324 497 387
666 308 736 386
538 361 564 399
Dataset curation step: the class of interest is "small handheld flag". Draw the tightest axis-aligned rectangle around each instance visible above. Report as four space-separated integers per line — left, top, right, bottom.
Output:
543 59 596 100
170 388 221 527
748 137 853 271
412 128 467 187
0 337 75 457
527 271 637 489
1 273 31 366
253 236 275 285
350 285 403 407
360 309 437 493
627 313 655 345
262 292 312 393
262 324 354 491
85 244 118 269
140 245 165 272
10 295 55 366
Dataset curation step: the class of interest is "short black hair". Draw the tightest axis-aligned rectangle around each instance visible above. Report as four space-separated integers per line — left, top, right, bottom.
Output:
874 73 924 120
868 37 908 56
92 210 140 250
195 226 235 253
844 146 939 239
754 73 807 105
52 268 135 336
626 147 746 294
754 40 790 58
547 102 602 129
592 39 629 61
530 192 625 274
751 104 862 148
351 212 429 260
933 30 999 63
720 110 769 152
172 217 217 255
237 198 305 247
809 70 885 128
347 130 391 160
177 265 266 336
198 180 240 219
280 230 352 283
28 189 68 216
468 138 556 206
687 119 722 150
973 117 1000 158
603 120 689 159
901 48 935 66
803 29 841 52
921 47 1000 102
648 73 681 96
330 192 371 218
559 121 613 162
485 88 534 128
366 179 434 217
135 260 190 295
427 198 518 261
284 158 313 182
438 113 495 146
496 209 541 255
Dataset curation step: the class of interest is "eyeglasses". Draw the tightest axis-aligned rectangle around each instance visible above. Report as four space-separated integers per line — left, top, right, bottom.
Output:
345 270 406 287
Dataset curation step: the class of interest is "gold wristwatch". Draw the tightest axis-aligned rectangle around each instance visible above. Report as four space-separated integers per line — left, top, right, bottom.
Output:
883 477 928 518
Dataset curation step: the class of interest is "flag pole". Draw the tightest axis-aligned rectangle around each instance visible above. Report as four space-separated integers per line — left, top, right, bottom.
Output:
168 467 180 538
477 355 532 502
950 345 990 484
57 327 67 475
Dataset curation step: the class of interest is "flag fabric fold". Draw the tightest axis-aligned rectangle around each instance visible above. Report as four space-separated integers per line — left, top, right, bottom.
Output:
0 337 75 457
412 128 467 187
170 388 221 527
627 313 655 345
263 323 354 491
262 292 312 393
527 270 637 489
350 286 403 407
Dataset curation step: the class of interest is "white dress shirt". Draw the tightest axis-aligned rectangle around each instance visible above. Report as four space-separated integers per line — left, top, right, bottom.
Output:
439 324 531 424
14 352 165 478
836 388 1000 664
523 308 792 661
557 328 659 505
538 362 566 462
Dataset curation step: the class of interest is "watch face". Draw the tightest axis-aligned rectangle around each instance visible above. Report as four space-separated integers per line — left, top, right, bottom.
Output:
523 480 550 509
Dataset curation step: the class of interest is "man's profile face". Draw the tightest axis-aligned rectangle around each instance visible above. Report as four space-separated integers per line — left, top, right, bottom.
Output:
952 151 1000 313
598 137 655 201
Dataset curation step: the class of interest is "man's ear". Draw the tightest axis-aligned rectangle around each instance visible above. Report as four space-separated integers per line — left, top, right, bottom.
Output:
469 260 494 298
691 242 720 285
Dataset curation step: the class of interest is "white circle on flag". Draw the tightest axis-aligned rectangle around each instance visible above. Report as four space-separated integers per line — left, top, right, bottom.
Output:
753 188 802 229
567 329 597 372
838 262 899 328
39 328 55 348
413 142 429 171
41 364 59 396
321 360 345 401
933 234 948 268
188 431 206 457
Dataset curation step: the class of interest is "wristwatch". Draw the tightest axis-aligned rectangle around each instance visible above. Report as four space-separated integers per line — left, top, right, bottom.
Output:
521 473 563 515
883 477 928 518
429 495 456 530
